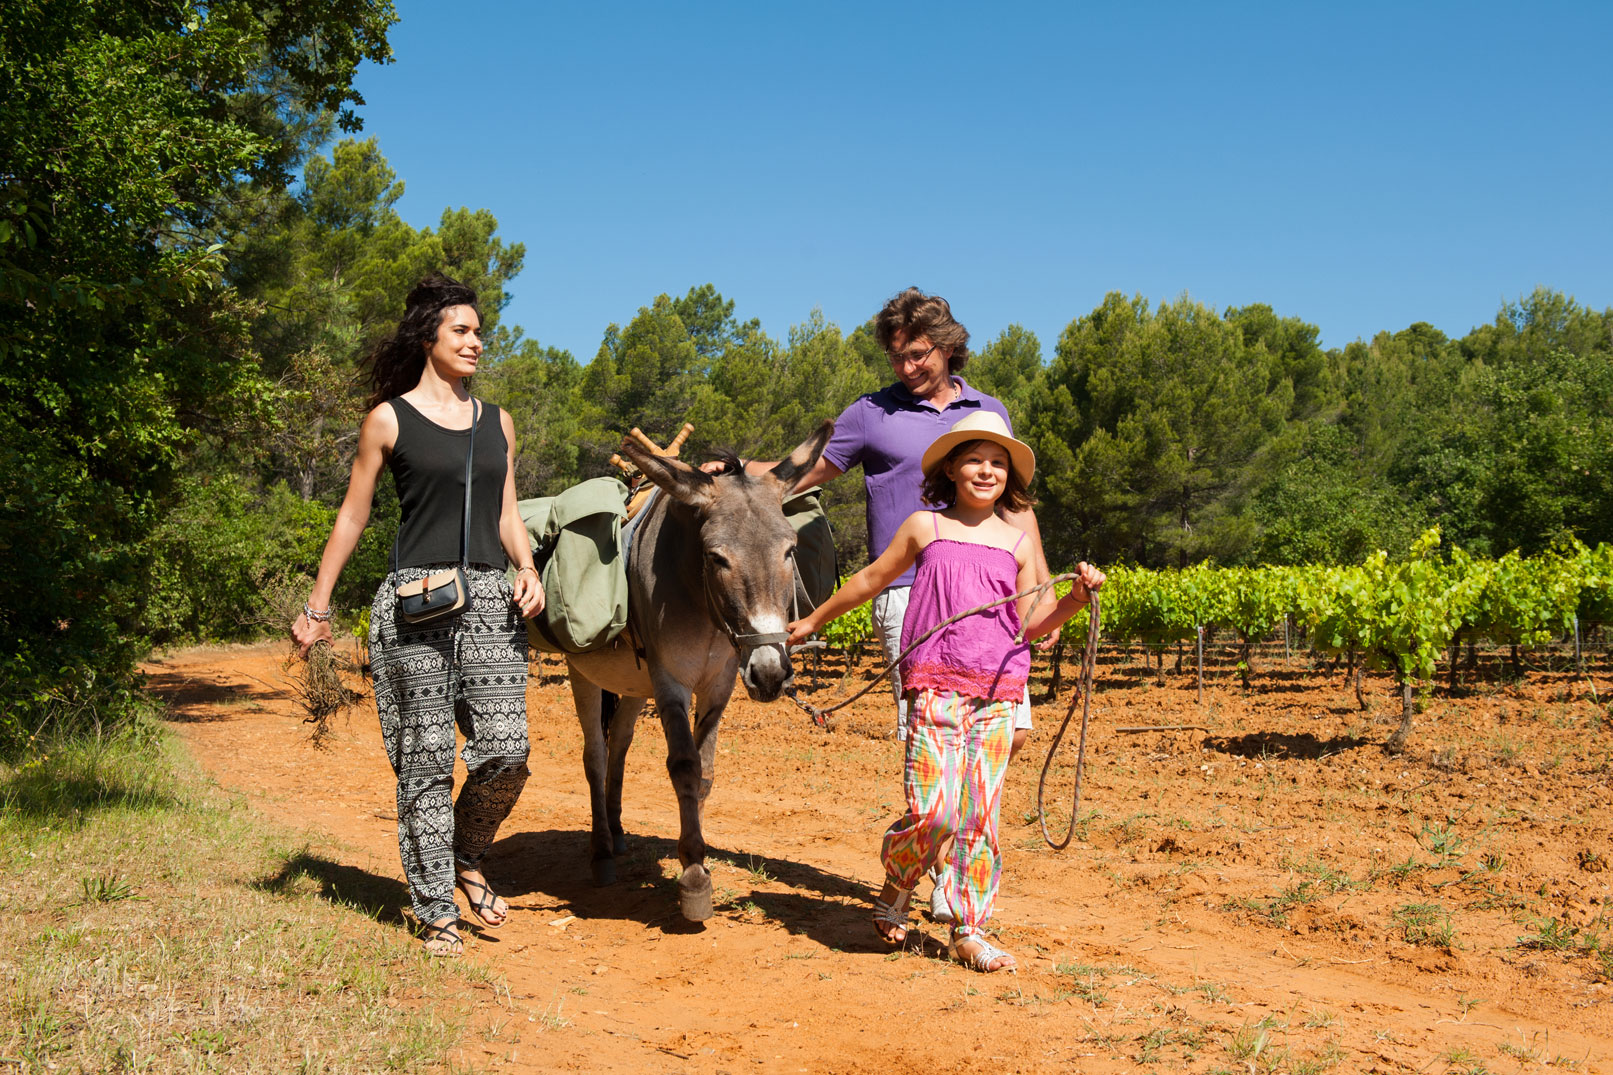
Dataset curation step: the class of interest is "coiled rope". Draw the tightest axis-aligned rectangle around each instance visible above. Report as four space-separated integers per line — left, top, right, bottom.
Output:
1035 592 1100 849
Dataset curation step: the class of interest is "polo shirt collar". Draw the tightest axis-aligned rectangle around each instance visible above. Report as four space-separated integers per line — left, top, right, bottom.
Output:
890 375 985 411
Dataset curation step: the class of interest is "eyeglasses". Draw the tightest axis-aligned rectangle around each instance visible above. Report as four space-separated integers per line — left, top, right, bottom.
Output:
889 343 938 366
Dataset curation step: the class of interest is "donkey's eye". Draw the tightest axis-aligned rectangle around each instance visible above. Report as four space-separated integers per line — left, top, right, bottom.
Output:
709 552 731 570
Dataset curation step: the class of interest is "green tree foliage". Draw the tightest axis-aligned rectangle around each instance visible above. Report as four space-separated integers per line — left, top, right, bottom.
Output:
0 0 394 750
232 137 527 502
1250 424 1424 565
1224 304 1332 419
1392 349 1613 555
966 324 1044 423
1027 293 1291 569
478 340 587 498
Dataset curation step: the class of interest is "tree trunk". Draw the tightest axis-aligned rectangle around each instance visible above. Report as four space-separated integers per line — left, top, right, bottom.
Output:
1385 677 1415 754
1448 630 1461 696
1354 662 1366 711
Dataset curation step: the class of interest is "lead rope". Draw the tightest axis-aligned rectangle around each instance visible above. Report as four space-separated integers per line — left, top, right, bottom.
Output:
1035 592 1100 849
783 572 1092 732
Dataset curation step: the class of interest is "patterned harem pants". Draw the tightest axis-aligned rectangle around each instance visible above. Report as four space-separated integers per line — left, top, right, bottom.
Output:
880 687 1015 941
369 565 530 926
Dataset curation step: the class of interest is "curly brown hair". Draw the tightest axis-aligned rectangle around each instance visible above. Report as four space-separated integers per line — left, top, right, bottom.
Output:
362 274 480 409
920 439 1033 513
873 287 970 372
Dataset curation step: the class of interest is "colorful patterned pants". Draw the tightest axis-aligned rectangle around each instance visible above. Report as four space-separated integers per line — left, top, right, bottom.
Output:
880 688 1015 939
370 566 531 926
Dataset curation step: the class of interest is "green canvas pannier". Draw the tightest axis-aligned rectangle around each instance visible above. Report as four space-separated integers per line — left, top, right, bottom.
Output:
783 485 837 613
517 477 630 654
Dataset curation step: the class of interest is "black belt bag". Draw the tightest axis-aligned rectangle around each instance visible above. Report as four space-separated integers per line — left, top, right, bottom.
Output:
394 398 479 627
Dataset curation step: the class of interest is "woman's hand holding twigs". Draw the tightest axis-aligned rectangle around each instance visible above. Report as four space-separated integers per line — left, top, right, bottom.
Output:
292 610 333 659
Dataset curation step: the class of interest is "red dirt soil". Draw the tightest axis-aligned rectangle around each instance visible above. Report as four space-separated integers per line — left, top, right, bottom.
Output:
146 641 1613 1074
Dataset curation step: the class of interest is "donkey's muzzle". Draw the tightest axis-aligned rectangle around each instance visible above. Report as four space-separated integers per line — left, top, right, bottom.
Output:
739 643 793 702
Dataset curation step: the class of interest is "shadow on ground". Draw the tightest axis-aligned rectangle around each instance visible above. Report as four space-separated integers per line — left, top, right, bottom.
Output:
255 850 411 925
1203 731 1374 760
490 827 873 948
146 669 288 723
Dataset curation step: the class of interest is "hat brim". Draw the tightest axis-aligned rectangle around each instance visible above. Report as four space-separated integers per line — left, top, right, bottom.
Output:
920 428 1035 485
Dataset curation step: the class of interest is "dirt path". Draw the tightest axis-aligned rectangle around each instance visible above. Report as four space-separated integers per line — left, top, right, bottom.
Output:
147 642 1613 1073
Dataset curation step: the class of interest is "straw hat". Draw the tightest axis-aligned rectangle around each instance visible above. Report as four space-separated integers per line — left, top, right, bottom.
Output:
920 411 1036 484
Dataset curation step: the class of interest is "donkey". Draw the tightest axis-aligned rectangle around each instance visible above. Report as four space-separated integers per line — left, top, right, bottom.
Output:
565 420 832 921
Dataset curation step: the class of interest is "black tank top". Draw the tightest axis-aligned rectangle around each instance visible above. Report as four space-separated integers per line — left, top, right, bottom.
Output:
387 397 507 569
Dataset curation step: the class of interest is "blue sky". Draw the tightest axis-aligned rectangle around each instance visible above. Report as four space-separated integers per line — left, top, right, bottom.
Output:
351 1 1612 362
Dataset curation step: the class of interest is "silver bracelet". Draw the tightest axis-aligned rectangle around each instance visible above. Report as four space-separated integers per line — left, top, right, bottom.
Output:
303 603 334 623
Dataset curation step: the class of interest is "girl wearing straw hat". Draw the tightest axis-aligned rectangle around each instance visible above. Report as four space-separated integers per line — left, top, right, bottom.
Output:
787 411 1104 972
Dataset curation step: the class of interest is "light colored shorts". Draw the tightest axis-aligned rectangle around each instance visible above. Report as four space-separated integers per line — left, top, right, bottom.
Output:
873 585 1033 741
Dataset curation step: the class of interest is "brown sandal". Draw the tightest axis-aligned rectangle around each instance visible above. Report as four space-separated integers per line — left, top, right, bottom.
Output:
457 874 507 928
421 920 463 957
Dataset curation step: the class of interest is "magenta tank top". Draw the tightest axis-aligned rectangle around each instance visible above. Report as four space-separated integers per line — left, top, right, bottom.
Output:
899 514 1029 703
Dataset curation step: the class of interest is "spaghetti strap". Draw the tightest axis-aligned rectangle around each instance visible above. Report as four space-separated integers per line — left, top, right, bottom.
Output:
932 511 941 539
1010 529 1026 554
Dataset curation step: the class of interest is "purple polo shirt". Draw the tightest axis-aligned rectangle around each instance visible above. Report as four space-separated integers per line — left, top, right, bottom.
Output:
822 376 1013 588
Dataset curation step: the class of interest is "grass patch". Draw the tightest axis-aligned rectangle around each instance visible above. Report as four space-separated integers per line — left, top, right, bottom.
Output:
0 726 490 1072
1392 902 1457 949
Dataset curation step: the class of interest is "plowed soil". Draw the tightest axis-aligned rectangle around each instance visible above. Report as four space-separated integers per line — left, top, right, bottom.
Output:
146 640 1613 1073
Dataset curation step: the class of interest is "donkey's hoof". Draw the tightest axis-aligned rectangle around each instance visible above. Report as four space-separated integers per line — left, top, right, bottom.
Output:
678 864 713 921
612 833 628 856
591 859 617 886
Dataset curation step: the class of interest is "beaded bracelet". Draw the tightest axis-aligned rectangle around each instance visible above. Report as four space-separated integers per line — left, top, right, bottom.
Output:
303 603 334 623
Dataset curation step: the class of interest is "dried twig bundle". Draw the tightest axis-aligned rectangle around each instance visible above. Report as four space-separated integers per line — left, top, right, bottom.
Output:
285 640 363 750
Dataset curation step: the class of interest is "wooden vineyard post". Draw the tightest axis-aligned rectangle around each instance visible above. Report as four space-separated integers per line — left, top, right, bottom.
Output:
1195 625 1204 704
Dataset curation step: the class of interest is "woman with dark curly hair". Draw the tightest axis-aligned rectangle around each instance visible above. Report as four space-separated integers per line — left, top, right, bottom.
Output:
292 273 543 956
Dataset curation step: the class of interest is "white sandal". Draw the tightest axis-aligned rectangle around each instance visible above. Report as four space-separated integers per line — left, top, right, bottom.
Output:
950 934 1016 973
928 868 955 923
871 886 913 946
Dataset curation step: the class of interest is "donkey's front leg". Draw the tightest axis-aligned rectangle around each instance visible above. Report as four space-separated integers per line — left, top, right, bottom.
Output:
692 676 735 806
653 677 712 921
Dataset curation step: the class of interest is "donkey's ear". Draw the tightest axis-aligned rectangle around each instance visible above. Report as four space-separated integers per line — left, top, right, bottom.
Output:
619 435 714 507
766 418 834 497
